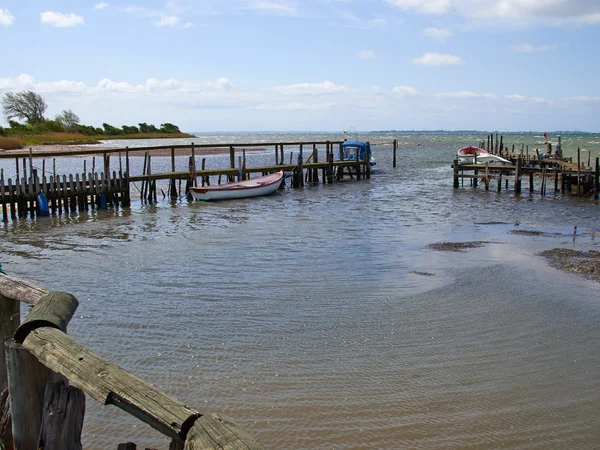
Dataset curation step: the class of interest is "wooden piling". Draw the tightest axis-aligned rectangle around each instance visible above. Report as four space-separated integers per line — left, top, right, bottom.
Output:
453 160 459 188
577 147 581 197
593 157 599 200
6 340 66 450
514 158 521 194
38 380 85 450
393 139 397 168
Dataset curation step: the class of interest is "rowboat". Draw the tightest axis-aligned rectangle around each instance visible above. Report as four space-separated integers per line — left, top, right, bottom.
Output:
189 170 285 201
457 146 510 165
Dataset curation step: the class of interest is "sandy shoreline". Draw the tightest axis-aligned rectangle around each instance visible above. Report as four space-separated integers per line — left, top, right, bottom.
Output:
0 144 269 158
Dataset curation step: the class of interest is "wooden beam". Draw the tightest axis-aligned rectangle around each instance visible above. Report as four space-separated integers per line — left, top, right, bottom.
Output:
0 273 49 305
185 413 263 450
22 327 199 440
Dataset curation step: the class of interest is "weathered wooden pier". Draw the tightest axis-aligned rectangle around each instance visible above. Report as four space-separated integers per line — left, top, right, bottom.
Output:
453 134 600 199
0 140 380 221
0 273 263 449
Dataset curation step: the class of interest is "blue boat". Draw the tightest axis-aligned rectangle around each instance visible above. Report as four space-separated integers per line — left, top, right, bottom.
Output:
340 140 376 166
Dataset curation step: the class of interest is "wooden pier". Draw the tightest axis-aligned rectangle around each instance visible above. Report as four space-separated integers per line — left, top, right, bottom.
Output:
0 140 376 221
453 135 600 199
0 273 263 449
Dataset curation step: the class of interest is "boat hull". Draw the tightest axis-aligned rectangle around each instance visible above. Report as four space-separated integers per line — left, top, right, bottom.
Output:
189 171 285 201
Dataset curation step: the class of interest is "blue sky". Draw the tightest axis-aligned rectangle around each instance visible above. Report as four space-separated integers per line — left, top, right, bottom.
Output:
1 0 599 132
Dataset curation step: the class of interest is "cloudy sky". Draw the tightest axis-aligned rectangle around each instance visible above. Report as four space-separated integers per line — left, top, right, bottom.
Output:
1 0 599 132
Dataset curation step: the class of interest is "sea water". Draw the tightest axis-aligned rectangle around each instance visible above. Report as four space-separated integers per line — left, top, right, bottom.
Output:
1 131 600 449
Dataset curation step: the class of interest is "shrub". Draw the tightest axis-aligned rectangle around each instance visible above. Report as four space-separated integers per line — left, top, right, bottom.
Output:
0 136 23 150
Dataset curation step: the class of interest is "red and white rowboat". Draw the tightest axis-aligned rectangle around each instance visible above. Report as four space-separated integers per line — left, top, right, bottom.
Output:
457 146 510 165
189 170 285 201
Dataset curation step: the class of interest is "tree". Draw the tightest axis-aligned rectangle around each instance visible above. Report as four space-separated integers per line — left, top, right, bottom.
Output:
160 123 181 133
2 90 47 125
55 109 80 132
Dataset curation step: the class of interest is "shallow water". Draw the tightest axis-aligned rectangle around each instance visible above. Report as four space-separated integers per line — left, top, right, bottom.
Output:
1 131 600 449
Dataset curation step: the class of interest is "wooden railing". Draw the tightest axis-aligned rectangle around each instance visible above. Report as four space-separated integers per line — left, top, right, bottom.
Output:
0 273 263 450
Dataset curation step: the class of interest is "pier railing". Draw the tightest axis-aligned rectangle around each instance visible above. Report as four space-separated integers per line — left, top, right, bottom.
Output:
0 273 263 449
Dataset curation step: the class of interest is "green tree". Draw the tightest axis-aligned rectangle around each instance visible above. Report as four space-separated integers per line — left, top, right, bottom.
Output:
55 109 80 132
2 91 47 125
160 123 181 133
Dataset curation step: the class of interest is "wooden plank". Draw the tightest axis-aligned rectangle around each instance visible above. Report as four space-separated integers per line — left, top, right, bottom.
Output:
38 379 85 450
0 170 7 222
185 413 263 450
23 327 199 440
0 273 49 305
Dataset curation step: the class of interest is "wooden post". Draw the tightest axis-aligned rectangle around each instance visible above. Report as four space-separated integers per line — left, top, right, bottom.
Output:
229 146 235 181
6 340 66 450
170 147 177 200
327 150 334 184
393 139 397 168
515 158 521 194
453 160 459 188
38 379 85 450
0 294 20 392
298 144 304 188
497 170 502 192
577 147 581 196
484 162 489 190
1 170 7 222
594 157 599 200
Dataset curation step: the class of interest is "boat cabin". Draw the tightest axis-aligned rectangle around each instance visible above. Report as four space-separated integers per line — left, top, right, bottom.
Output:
340 140 374 164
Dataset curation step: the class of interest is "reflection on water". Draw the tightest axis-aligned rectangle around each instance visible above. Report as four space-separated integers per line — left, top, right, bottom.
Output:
1 132 600 449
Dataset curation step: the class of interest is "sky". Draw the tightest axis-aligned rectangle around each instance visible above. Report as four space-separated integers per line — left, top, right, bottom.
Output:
1 0 600 132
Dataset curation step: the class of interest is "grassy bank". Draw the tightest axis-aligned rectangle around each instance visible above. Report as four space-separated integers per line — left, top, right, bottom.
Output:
0 131 196 149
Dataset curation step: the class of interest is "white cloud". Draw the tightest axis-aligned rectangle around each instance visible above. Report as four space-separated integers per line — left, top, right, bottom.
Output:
94 2 109 10
412 52 464 66
392 86 419 97
505 94 527 101
182 22 194 29
0 8 15 26
253 102 335 111
246 1 298 16
435 91 480 98
386 0 452 14
423 27 453 42
341 11 386 29
0 74 35 90
40 11 85 28
274 81 347 96
358 50 376 60
153 15 180 26
510 43 558 52
386 0 600 26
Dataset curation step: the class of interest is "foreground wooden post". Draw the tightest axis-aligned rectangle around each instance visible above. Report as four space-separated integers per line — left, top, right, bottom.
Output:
0 294 20 392
38 380 85 450
6 340 66 450
393 139 397 168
